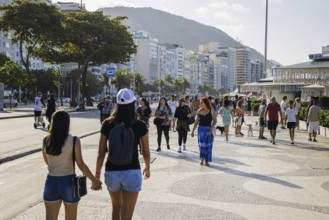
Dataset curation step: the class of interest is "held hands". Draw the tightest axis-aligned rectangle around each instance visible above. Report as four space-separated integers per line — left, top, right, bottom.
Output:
191 132 194 137
91 178 102 191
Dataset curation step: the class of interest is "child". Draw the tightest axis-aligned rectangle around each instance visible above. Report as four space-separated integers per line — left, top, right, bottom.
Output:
285 100 298 144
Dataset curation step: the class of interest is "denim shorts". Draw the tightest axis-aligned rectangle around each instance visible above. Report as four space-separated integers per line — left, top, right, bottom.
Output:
43 174 80 204
104 170 142 192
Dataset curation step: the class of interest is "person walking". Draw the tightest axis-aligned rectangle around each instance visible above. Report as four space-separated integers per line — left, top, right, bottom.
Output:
168 94 178 131
136 98 152 128
293 97 302 129
307 99 321 142
280 96 287 129
174 98 192 152
42 110 102 220
234 100 244 137
286 100 298 144
95 88 151 220
45 94 57 130
265 97 283 145
34 92 46 125
258 99 267 139
218 98 234 141
191 97 217 166
190 95 200 117
154 97 172 151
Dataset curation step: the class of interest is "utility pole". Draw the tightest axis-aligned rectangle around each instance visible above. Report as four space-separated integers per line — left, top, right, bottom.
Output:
264 0 269 79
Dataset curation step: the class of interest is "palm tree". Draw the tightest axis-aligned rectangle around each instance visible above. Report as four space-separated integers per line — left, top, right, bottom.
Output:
111 69 133 91
133 73 145 96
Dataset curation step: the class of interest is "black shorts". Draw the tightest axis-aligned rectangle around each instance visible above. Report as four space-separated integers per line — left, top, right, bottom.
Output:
34 110 42 117
259 118 266 127
267 121 278 130
287 122 296 129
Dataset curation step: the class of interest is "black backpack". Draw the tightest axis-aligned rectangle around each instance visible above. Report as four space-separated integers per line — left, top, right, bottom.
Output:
108 119 136 166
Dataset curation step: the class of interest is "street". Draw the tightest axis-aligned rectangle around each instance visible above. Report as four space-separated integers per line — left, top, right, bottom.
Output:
0 110 329 220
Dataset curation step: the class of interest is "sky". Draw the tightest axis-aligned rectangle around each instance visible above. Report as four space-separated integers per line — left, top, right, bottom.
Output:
56 0 328 66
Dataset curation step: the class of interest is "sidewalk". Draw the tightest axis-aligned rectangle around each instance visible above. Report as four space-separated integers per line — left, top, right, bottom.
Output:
0 103 97 120
9 115 329 220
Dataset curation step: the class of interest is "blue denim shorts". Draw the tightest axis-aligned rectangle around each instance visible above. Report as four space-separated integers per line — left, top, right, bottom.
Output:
43 174 80 204
104 170 142 192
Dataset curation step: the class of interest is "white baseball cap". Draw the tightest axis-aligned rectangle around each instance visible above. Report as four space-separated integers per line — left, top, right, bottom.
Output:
116 88 136 105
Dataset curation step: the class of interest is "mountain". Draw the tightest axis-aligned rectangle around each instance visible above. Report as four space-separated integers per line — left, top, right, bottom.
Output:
99 7 276 66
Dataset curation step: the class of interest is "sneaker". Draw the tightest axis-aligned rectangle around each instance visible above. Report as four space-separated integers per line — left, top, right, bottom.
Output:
178 146 182 153
183 144 186 151
156 147 161 152
167 144 170 150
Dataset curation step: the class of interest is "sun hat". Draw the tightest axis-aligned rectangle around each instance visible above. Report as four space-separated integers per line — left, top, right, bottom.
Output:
116 88 136 105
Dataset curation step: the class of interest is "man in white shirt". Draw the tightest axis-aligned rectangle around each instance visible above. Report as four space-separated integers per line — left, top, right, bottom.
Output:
280 96 287 129
34 92 46 125
168 94 178 131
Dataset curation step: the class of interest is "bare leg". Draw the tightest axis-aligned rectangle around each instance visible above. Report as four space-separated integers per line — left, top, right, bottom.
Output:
109 190 123 220
63 202 78 220
313 131 317 141
45 201 62 220
272 130 277 142
291 128 295 143
224 125 229 141
121 191 139 220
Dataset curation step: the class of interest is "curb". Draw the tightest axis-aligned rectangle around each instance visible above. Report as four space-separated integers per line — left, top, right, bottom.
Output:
0 130 100 165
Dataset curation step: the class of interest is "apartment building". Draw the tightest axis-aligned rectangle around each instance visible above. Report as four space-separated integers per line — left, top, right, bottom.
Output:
235 47 251 87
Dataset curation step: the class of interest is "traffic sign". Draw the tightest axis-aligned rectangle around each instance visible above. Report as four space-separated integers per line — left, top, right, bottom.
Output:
106 67 116 78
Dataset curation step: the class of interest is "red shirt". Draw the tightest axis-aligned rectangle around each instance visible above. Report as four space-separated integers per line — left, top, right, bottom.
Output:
266 103 281 121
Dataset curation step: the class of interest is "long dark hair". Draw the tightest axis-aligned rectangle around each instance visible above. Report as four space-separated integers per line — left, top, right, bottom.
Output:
45 110 70 155
157 97 170 111
140 98 150 108
224 98 230 108
109 102 136 126
47 94 56 106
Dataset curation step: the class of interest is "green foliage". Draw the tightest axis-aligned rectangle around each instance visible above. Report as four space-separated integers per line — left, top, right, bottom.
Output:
0 53 28 87
251 99 261 112
173 77 190 94
0 0 64 74
111 69 133 90
320 110 329 127
133 73 145 96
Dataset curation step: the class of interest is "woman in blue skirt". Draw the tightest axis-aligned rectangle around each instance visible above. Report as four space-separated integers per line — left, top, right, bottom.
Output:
191 97 217 166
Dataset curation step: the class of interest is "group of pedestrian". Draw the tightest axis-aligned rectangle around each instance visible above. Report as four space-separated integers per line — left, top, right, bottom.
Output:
40 88 323 219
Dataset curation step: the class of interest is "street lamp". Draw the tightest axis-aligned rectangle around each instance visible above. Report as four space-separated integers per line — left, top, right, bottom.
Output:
264 0 269 79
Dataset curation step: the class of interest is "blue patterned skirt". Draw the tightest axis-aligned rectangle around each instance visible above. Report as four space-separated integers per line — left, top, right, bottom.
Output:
197 126 214 162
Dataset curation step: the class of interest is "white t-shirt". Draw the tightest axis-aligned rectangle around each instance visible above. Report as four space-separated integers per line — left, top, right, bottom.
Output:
34 97 42 111
286 108 297 123
280 100 287 113
167 100 178 115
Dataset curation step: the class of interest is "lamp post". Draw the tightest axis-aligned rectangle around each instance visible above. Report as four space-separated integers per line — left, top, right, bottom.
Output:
264 0 269 79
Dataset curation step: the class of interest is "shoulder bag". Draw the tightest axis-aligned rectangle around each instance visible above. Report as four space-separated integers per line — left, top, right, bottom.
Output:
72 136 87 198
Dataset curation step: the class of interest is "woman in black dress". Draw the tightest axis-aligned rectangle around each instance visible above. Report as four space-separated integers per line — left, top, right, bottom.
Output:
136 98 152 128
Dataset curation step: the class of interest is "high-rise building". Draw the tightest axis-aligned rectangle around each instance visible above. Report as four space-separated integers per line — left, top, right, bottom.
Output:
235 47 251 87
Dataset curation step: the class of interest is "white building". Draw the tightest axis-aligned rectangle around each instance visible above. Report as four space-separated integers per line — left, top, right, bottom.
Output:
235 47 251 87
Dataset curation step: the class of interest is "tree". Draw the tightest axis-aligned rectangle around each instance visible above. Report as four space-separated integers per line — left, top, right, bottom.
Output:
133 73 145 96
0 0 64 75
39 11 136 105
111 69 133 91
198 84 212 96
0 53 28 88
173 77 190 95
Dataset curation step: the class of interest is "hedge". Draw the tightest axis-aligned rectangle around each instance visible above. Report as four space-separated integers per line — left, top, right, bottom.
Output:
251 100 261 112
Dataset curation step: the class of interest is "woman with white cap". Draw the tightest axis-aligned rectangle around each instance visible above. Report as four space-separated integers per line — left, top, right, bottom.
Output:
95 88 151 220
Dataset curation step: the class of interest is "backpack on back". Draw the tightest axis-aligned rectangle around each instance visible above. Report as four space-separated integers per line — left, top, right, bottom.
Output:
107 119 136 166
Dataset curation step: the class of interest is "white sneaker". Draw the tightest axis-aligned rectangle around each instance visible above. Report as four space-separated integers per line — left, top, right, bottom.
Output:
178 146 182 153
183 144 186 151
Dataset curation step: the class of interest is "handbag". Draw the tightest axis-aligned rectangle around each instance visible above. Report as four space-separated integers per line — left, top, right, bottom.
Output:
72 136 87 198
153 117 163 126
187 116 195 125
